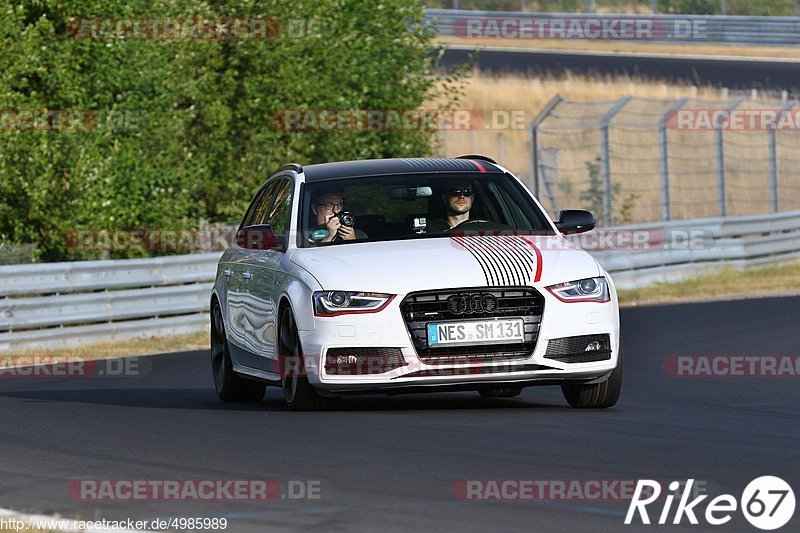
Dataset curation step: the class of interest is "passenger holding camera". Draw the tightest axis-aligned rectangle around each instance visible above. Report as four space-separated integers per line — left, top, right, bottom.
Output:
309 191 366 244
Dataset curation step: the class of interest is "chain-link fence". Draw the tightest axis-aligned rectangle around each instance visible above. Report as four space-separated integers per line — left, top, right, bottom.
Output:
439 95 800 225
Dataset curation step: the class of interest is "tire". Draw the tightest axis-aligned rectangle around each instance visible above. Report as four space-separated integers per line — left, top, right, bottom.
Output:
561 341 624 409
478 387 521 398
279 306 340 411
211 303 266 402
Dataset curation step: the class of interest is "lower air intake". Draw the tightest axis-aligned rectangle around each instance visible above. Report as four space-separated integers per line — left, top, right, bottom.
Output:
544 334 612 363
325 347 407 375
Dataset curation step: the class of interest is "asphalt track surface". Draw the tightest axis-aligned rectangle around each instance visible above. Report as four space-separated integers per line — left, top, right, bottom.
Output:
441 45 800 92
0 296 798 532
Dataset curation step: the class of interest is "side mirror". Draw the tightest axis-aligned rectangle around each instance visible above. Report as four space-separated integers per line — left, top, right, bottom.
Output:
236 225 286 250
556 210 596 234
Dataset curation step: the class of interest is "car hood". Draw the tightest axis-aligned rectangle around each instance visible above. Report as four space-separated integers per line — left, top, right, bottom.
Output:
290 235 600 293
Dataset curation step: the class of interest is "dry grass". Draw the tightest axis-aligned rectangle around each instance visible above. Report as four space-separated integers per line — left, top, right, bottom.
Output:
432 72 800 222
438 36 800 59
1 330 208 361
618 259 800 306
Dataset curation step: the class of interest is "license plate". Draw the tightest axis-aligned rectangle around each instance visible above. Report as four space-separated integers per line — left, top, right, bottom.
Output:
427 318 525 347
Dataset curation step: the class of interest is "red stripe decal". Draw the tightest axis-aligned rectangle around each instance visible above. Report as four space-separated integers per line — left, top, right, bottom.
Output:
521 237 543 282
470 160 487 173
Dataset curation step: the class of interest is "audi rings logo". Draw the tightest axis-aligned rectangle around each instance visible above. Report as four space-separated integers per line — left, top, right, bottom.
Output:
447 293 498 315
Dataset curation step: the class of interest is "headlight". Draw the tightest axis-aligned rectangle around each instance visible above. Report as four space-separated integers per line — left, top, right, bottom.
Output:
546 277 610 303
313 291 395 316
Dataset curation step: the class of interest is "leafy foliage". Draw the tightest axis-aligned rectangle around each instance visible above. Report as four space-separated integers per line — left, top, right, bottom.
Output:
0 0 456 260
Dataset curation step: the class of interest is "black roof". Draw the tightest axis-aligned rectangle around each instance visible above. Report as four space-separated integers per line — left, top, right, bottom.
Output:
300 157 504 182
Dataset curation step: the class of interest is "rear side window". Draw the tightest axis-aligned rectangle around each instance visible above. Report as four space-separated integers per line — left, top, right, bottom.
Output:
268 179 293 236
241 181 278 228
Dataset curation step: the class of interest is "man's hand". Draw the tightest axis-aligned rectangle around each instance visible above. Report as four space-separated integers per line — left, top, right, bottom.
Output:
320 214 341 243
321 214 356 242
337 225 356 241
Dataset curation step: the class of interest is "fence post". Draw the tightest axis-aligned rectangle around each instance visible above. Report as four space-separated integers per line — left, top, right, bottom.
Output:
659 97 688 221
717 97 744 217
770 102 798 213
529 95 563 199
600 96 632 225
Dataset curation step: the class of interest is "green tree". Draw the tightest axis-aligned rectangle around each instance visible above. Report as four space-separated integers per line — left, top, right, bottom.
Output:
0 0 458 261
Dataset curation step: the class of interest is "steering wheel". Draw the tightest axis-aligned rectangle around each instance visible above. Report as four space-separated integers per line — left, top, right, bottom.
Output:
448 219 491 230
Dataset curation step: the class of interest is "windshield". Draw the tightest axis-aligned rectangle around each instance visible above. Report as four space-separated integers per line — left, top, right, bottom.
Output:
299 173 554 247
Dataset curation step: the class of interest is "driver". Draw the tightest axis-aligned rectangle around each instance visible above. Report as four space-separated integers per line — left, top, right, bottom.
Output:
308 190 367 244
426 180 474 233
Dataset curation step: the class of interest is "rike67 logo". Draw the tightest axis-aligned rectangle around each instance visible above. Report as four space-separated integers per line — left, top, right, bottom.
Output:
626 477 795 530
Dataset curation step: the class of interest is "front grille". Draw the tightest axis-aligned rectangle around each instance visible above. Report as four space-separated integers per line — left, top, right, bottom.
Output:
545 334 611 363
325 347 406 375
400 287 544 364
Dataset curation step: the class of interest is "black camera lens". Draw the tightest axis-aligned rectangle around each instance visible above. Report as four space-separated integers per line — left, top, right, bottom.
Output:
337 211 355 227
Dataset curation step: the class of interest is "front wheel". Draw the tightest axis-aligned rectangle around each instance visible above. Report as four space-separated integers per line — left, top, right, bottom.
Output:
561 341 624 409
211 303 266 402
279 307 340 411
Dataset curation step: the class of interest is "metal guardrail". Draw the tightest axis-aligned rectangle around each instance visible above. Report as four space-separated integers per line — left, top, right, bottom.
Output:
0 253 221 352
589 211 800 288
427 9 800 46
1 211 799 351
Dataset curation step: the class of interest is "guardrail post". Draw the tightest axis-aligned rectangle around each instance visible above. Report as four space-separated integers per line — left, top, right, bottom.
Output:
529 94 563 199
601 96 632 225
770 102 797 213
660 97 688 221
716 97 744 217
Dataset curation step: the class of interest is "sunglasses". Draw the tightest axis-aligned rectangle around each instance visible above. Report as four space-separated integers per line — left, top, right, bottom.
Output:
317 201 344 210
447 188 474 197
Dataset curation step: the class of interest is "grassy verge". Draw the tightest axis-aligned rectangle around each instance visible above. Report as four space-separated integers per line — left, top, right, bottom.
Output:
617 260 800 306
1 330 208 361
437 36 800 59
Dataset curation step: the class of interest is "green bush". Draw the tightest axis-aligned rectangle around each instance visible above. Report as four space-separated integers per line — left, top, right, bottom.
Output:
0 0 457 261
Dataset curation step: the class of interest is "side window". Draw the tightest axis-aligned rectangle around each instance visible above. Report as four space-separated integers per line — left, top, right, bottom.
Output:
267 179 293 236
242 181 278 228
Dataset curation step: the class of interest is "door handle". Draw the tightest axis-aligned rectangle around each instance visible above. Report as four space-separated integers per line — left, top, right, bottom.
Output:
222 269 233 277
242 271 253 280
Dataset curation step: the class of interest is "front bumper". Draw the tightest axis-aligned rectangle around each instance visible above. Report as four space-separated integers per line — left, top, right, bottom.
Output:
298 287 620 392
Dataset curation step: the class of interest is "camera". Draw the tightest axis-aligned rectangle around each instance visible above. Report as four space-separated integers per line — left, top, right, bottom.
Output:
335 211 355 228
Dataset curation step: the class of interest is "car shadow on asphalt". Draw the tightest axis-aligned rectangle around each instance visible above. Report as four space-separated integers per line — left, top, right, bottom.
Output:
0 387 571 412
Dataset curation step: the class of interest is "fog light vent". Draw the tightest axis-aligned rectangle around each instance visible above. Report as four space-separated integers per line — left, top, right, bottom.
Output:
325 347 406 375
545 334 611 363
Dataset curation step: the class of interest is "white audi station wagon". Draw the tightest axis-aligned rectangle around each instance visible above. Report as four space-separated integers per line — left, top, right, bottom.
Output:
211 156 622 410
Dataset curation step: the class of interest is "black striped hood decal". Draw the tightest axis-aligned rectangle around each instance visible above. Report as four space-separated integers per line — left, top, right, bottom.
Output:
451 235 542 287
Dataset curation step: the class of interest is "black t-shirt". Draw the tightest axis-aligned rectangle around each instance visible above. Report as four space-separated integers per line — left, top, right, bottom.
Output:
425 218 452 233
